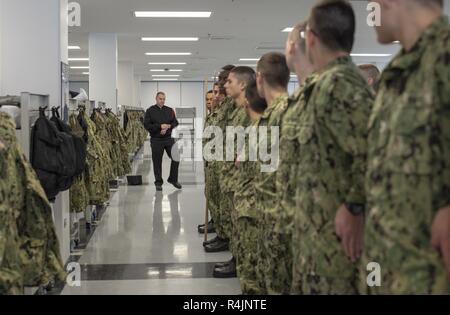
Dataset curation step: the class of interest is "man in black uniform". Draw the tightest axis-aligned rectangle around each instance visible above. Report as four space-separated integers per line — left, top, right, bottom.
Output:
144 92 181 191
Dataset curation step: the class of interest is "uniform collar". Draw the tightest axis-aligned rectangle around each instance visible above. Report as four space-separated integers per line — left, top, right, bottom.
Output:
320 55 352 74
382 16 449 82
289 72 320 103
261 94 288 119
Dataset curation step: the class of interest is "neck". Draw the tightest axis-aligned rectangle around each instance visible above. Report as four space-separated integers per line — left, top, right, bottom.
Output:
157 104 163 108
264 87 287 108
293 61 313 85
235 93 247 107
313 48 348 72
397 10 442 51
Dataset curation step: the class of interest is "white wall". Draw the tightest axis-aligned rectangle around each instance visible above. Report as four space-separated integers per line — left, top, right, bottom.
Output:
0 0 63 107
133 75 141 108
140 81 207 118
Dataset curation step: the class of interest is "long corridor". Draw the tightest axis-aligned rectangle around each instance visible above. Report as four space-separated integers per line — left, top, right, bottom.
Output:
62 142 241 295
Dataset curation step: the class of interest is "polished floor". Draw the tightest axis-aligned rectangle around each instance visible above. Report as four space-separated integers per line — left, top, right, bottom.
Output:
62 141 241 295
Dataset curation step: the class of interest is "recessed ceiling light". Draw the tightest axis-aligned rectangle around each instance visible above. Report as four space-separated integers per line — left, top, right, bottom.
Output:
68 45 81 50
148 62 187 65
282 27 294 32
152 75 180 77
70 66 90 69
150 69 184 72
146 52 192 56
142 37 199 42
135 11 212 18
351 53 392 57
240 58 260 61
68 58 89 61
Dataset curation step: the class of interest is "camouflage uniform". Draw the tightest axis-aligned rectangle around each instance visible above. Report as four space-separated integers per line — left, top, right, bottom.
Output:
0 112 66 293
105 111 131 176
81 109 110 205
69 114 89 214
291 56 373 294
213 97 236 241
254 95 290 295
0 112 25 294
221 104 251 257
276 76 319 295
233 120 264 295
364 16 450 294
203 108 221 228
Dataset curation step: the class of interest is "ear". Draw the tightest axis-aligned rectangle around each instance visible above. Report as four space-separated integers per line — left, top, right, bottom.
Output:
306 30 315 49
287 40 295 56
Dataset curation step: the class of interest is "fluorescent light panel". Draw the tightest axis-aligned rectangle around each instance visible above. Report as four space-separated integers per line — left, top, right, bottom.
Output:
146 52 191 56
282 27 294 32
153 78 178 81
150 69 183 72
82 72 90 75
68 45 81 50
240 58 260 61
68 58 89 61
70 66 89 69
152 75 180 77
148 62 187 65
135 11 211 18
142 37 199 42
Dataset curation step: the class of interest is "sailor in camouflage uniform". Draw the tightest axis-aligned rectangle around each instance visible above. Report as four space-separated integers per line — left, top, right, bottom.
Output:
291 0 374 294
252 52 290 294
234 80 267 294
364 0 450 294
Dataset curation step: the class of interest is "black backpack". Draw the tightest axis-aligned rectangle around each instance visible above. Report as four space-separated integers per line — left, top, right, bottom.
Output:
50 108 87 177
31 108 78 199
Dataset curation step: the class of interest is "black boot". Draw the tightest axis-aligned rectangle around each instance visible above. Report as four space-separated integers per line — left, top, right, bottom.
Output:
203 236 220 247
214 257 234 269
198 221 215 234
213 257 237 278
204 239 229 253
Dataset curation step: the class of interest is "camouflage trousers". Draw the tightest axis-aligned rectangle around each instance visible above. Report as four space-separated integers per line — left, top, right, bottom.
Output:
235 217 265 295
257 216 293 295
292 274 359 295
218 191 233 246
363 220 450 295
204 163 222 238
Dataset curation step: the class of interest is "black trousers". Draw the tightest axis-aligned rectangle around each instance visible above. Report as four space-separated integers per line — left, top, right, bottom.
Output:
150 138 179 186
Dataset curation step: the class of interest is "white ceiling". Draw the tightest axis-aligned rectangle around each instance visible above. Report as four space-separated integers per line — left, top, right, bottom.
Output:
67 0 421 81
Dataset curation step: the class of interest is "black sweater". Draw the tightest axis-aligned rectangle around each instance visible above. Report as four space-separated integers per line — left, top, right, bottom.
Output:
144 105 179 140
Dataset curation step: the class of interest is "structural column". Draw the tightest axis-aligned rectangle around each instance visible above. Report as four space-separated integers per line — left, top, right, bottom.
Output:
118 61 134 107
89 33 118 112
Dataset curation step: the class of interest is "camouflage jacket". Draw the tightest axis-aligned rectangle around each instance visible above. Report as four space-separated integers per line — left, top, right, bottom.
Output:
254 94 289 215
365 16 450 293
234 120 260 219
275 75 319 234
0 112 65 291
221 104 251 193
294 55 373 278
